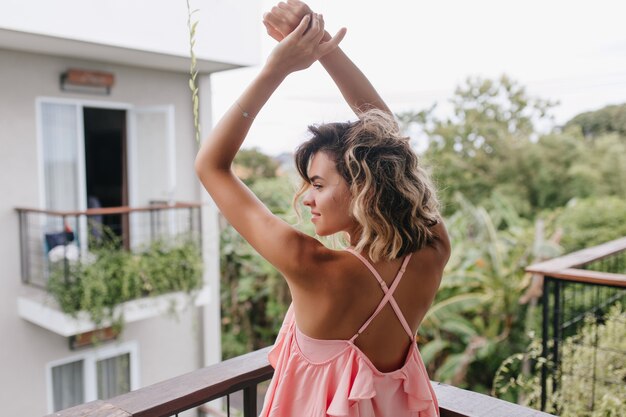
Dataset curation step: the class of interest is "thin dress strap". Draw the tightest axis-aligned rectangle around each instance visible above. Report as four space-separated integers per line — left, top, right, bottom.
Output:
345 249 415 342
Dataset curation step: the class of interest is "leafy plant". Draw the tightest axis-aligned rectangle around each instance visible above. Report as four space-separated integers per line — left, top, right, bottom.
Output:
47 232 203 334
553 196 626 252
493 304 626 416
491 333 548 407
418 193 561 389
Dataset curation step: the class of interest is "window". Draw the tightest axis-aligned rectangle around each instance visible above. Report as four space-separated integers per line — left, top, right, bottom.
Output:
47 342 139 413
51 360 84 411
96 353 131 400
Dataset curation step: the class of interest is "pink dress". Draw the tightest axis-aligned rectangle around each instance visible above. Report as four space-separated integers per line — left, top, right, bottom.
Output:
259 249 439 417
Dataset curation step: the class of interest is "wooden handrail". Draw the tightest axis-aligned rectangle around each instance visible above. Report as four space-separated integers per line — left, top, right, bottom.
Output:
433 383 556 417
46 347 556 417
15 201 202 217
526 236 626 276
47 347 274 417
544 268 626 287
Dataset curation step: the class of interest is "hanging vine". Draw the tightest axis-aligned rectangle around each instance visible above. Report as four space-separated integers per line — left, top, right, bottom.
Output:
186 0 201 144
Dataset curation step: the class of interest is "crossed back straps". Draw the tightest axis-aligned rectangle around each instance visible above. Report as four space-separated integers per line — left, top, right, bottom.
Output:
345 249 415 343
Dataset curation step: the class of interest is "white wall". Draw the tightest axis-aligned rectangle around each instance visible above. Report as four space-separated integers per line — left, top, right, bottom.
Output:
0 47 212 416
0 0 261 67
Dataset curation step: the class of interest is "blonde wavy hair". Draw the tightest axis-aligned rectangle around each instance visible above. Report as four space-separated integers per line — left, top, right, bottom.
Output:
294 109 440 262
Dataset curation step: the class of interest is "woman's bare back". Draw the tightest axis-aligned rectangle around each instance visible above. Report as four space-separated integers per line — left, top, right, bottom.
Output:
291 227 448 373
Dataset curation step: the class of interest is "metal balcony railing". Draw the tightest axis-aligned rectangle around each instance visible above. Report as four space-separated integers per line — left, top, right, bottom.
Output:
527 237 626 413
16 202 202 289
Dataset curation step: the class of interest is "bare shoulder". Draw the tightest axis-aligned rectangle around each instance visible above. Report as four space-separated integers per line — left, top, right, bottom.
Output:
426 219 451 266
283 236 347 290
410 219 451 286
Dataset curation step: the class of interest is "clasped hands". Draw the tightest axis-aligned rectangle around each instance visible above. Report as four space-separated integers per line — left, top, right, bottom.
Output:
263 0 346 76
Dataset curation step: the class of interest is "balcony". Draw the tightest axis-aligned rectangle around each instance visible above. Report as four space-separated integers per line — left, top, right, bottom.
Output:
45 346 556 417
526 237 626 414
45 238 626 417
15 202 209 338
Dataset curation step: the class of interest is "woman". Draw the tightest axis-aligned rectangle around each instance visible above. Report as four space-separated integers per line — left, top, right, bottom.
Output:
195 1 450 415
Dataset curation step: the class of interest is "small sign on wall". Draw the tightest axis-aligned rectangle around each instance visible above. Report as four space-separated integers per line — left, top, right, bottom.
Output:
60 68 115 95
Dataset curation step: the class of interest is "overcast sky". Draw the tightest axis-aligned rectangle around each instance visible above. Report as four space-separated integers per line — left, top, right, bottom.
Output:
211 0 626 155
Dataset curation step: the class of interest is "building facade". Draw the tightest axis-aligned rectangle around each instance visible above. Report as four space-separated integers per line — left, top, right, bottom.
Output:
0 1 260 415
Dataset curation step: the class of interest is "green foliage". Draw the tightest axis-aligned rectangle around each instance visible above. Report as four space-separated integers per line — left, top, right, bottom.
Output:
493 304 626 417
558 303 626 416
220 223 290 358
563 133 626 199
400 76 626 216
399 75 557 215
234 148 280 185
564 103 626 138
48 234 203 332
418 193 559 389
554 197 626 252
491 334 546 406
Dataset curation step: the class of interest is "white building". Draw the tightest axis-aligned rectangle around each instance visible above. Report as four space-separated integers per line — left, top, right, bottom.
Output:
0 1 260 415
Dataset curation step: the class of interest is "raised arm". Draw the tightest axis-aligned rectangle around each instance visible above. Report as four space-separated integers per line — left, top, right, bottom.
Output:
195 15 345 280
263 0 391 115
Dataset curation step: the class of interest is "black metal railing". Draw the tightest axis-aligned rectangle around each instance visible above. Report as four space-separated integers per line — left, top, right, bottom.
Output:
527 237 626 414
16 202 202 288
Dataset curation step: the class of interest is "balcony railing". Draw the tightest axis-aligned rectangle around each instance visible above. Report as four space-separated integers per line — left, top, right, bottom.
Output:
526 237 626 413
46 346 556 417
16 202 202 288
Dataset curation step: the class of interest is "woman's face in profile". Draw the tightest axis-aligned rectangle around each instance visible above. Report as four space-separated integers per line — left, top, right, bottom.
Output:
303 152 355 237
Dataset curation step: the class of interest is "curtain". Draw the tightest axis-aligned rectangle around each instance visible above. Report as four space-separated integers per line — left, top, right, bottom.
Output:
96 353 131 400
41 102 80 212
129 107 175 249
52 360 84 412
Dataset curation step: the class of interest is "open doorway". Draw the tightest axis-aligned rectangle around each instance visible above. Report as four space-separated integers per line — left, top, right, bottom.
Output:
83 107 128 248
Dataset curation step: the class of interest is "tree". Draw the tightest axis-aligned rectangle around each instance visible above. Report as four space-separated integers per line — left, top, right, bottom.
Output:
398 75 557 215
398 76 626 216
553 196 626 252
564 103 626 138
233 148 279 185
400 75 556 154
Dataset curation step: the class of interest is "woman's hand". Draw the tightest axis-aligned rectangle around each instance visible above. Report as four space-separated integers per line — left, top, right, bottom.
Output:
264 1 390 116
263 0 313 41
264 13 346 77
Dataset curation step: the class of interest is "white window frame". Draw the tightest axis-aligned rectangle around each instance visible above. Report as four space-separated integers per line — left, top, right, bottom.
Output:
45 341 140 414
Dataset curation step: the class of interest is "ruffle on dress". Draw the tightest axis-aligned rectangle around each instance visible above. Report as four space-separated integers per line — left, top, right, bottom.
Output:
326 350 376 415
325 347 438 417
